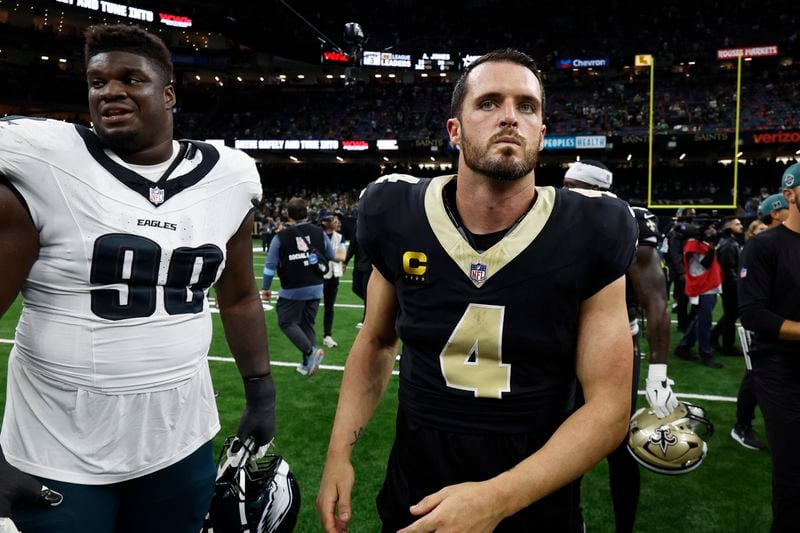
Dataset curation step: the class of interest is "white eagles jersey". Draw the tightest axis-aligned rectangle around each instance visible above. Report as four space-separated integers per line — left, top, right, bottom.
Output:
0 117 261 483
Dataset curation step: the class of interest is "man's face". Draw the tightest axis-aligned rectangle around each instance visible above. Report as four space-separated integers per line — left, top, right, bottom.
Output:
447 61 546 182
786 186 800 215
729 219 743 235
86 51 175 155
774 208 790 223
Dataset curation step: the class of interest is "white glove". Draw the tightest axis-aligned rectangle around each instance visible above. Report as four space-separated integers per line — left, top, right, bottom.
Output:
645 363 679 419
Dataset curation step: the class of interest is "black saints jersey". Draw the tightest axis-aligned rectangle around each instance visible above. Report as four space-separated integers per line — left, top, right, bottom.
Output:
632 206 660 250
626 206 662 308
358 174 637 435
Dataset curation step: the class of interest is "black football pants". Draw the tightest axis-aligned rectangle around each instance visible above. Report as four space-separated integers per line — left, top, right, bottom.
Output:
751 353 800 532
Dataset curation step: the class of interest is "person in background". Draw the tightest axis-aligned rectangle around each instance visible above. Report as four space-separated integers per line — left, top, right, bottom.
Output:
711 217 744 356
744 219 768 240
738 162 800 531
666 208 696 332
675 217 725 368
343 218 372 329
262 197 333 376
260 215 274 253
320 210 346 348
758 193 789 229
729 215 768 451
563 160 677 533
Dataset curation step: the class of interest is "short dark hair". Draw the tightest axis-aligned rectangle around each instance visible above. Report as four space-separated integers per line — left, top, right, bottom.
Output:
450 48 545 119
84 24 173 84
287 197 308 221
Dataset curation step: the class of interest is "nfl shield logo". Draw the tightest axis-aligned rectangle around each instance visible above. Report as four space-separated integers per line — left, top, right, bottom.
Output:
470 262 487 283
149 186 165 205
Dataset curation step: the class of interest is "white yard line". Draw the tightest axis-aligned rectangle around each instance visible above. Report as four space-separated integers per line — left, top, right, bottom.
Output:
206 298 361 313
252 276 353 284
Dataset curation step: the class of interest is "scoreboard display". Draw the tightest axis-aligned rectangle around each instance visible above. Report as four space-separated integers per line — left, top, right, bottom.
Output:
414 52 456 71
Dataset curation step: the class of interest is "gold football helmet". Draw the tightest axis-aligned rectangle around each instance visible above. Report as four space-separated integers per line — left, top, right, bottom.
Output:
627 401 714 475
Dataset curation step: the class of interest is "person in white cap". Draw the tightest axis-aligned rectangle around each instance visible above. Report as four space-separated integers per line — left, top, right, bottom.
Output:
738 162 800 532
563 159 677 533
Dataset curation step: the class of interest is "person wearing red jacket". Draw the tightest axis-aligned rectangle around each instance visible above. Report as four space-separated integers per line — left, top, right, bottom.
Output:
675 222 725 368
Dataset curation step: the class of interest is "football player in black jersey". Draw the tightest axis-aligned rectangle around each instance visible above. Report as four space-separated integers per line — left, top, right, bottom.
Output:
317 49 638 532
563 160 677 533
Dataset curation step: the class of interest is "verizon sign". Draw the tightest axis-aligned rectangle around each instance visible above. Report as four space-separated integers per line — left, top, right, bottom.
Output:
752 131 800 144
717 45 779 60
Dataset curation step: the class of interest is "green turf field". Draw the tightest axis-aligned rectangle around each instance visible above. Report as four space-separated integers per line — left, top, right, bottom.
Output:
0 241 772 532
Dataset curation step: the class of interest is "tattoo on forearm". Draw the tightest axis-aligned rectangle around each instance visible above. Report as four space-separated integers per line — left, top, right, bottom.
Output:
350 427 364 447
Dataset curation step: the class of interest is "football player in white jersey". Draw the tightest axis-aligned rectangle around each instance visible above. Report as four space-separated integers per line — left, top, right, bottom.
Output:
0 25 274 532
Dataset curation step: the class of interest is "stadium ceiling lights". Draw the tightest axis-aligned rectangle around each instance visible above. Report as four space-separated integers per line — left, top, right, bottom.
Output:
336 156 344 162
383 157 389 162
627 154 632 161
679 153 687 160
289 156 299 162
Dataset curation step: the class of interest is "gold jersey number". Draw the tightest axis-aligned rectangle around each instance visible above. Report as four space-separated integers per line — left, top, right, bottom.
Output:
439 303 511 399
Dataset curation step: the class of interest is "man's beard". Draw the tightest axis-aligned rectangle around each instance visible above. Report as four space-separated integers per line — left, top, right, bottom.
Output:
461 127 539 182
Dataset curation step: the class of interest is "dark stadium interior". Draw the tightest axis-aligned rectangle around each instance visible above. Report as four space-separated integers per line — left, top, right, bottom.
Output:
1 0 799 212
3 2 800 531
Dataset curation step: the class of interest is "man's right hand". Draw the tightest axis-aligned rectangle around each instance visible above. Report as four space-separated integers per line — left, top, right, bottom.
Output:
260 289 271 301
1 450 63 518
316 456 355 533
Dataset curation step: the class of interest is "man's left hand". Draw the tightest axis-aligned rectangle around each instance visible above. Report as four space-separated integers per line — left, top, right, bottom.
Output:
235 374 276 453
397 481 507 533
645 363 679 418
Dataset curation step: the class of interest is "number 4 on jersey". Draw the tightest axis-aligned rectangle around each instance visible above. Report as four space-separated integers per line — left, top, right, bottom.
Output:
439 303 511 399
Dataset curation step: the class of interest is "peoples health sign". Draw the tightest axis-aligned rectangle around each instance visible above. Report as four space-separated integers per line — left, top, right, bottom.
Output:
544 136 607 150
